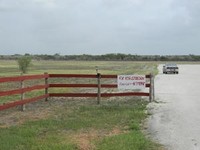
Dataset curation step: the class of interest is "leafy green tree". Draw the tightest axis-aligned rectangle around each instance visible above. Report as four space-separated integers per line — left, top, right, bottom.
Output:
17 56 32 74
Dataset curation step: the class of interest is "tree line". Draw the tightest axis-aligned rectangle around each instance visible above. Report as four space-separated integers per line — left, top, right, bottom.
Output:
1 53 200 61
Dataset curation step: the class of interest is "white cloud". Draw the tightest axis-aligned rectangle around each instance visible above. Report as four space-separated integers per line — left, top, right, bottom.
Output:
0 0 200 55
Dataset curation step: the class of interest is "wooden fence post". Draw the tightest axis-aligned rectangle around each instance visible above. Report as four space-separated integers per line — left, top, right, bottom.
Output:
44 72 48 101
149 73 155 102
97 73 101 104
20 73 25 111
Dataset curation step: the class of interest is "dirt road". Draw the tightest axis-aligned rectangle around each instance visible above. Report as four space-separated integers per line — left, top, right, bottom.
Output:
148 64 200 150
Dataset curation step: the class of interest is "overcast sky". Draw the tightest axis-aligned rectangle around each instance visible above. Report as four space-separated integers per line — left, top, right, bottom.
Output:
0 0 200 55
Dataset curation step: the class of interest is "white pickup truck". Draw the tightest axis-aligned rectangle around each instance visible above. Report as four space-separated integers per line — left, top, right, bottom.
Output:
163 64 179 74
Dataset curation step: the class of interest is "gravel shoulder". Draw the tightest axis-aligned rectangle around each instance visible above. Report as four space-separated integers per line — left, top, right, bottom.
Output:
147 64 200 150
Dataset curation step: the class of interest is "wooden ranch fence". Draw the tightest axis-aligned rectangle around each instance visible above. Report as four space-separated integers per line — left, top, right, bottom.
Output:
0 73 154 111
0 74 49 111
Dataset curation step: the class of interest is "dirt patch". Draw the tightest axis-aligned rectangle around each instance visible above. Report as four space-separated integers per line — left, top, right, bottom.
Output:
0 102 51 128
108 127 123 136
73 130 97 150
72 127 127 150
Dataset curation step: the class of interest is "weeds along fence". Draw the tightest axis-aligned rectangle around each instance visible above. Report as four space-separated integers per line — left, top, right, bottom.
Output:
0 73 154 111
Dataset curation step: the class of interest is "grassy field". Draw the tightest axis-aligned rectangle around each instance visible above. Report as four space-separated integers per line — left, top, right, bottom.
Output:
0 60 158 76
0 60 162 150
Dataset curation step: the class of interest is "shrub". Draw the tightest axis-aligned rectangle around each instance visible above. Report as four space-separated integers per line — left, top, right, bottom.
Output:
17 56 32 74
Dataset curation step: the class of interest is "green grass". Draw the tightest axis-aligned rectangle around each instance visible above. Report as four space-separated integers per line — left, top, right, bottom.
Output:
0 60 161 150
0 99 161 150
0 60 158 76
96 131 157 150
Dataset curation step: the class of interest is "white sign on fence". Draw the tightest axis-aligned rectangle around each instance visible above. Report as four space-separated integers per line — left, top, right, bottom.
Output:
117 75 146 90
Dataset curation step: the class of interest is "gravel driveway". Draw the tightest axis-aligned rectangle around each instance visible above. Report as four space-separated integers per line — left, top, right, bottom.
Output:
148 64 200 150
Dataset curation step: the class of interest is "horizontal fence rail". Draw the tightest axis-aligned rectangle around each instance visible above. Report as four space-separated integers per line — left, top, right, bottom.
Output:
49 92 150 97
0 85 48 97
49 83 150 88
0 94 49 111
0 73 154 111
0 74 49 83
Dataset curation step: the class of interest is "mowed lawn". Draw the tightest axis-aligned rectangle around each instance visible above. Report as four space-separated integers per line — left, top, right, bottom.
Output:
0 60 162 150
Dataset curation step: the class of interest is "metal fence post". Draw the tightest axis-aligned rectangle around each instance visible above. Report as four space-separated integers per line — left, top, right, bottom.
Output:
97 73 101 104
